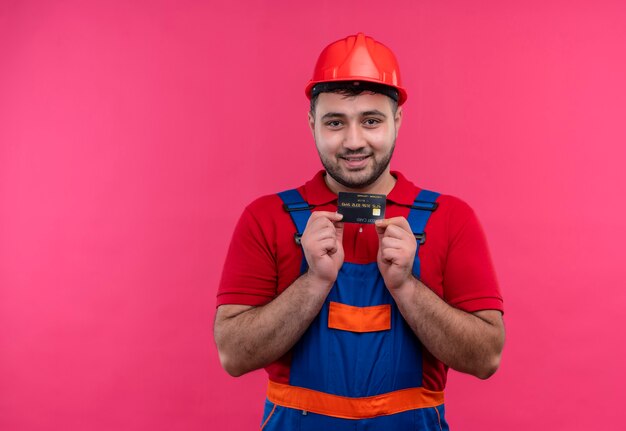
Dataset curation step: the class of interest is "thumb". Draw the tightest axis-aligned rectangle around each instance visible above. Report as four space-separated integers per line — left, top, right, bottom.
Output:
335 221 344 244
375 219 389 240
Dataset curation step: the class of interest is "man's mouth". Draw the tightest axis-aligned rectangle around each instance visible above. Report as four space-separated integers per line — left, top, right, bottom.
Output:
340 154 371 169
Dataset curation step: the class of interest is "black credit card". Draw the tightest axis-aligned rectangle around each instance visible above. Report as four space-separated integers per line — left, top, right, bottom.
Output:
337 192 386 224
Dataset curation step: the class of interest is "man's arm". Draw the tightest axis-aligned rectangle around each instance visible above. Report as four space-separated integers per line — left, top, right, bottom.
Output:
214 211 344 377
376 217 505 379
390 278 504 379
215 273 329 376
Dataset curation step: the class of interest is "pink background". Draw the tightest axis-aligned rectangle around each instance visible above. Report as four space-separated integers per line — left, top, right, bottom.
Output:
1 0 625 429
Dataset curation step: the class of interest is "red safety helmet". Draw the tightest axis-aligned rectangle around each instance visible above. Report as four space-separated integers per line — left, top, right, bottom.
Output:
305 33 407 105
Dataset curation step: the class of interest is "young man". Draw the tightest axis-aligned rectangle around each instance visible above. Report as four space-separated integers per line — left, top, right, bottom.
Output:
214 33 504 430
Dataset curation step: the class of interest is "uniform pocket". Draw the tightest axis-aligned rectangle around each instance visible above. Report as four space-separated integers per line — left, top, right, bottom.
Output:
328 301 391 332
260 399 300 431
260 399 277 430
434 405 449 431
414 406 448 431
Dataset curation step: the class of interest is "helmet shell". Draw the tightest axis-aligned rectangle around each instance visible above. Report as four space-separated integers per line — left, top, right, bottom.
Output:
305 33 407 105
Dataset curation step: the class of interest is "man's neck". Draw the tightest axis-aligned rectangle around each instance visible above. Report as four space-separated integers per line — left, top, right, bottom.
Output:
324 171 396 195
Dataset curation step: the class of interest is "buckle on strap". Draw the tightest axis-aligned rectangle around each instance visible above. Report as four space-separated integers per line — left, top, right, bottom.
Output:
411 200 438 211
413 232 426 245
283 203 313 212
294 233 302 245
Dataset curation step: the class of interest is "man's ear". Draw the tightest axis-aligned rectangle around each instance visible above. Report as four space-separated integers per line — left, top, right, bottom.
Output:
394 106 403 137
307 111 315 136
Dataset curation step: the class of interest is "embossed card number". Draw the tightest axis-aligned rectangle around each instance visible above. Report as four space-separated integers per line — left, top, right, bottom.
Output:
337 192 386 224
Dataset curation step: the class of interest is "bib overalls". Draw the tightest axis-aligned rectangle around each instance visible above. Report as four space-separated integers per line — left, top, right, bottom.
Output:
260 189 449 431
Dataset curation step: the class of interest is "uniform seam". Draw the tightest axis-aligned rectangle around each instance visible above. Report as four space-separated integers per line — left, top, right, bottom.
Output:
260 404 277 430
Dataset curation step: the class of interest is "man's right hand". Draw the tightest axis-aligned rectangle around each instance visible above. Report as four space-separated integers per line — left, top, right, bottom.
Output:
300 211 344 289
215 212 344 376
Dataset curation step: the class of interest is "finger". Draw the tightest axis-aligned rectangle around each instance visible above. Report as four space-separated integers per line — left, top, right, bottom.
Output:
376 217 411 233
312 211 343 222
375 218 390 229
380 247 404 264
308 217 335 233
375 220 387 238
382 224 414 240
381 236 406 250
306 212 340 232
331 212 344 222
334 221 344 243
317 238 338 255
314 229 337 242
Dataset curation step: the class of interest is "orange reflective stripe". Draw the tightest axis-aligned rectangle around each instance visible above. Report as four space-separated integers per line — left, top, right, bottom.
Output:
328 301 391 333
267 381 444 420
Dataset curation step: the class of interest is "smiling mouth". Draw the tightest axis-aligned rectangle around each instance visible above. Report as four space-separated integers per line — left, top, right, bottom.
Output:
339 154 371 169
340 154 371 161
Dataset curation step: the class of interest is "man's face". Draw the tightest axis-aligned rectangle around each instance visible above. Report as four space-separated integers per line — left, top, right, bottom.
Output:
309 92 402 190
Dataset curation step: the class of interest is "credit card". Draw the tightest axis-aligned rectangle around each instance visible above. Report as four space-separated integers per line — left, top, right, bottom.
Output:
337 192 386 224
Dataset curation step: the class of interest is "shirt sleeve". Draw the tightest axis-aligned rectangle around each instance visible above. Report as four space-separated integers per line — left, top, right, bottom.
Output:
216 200 278 307
442 198 504 313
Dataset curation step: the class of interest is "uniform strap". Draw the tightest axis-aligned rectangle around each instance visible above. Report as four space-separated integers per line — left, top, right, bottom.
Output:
407 189 440 279
277 189 313 274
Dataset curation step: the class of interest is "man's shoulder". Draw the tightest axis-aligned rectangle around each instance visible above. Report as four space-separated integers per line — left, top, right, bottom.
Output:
242 172 324 217
435 193 474 214
418 191 485 242
396 172 474 216
395 174 479 230
245 186 306 212
245 193 285 213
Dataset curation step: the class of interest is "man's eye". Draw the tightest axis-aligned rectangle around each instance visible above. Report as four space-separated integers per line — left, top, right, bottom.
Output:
326 121 343 128
363 118 381 126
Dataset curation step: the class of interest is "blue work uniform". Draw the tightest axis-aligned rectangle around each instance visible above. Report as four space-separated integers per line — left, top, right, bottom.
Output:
259 189 449 431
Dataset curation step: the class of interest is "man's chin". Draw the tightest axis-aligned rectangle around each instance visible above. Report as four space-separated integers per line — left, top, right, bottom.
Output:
331 171 377 189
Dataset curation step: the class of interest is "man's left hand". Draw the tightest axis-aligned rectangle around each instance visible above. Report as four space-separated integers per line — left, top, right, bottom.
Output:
375 217 417 291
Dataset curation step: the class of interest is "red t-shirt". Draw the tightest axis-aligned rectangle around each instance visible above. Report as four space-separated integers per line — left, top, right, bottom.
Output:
217 170 503 390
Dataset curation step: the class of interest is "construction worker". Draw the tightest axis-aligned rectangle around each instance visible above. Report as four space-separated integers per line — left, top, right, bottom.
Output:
214 33 505 430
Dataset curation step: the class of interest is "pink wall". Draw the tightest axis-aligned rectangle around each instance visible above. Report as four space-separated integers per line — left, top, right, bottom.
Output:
2 1 625 429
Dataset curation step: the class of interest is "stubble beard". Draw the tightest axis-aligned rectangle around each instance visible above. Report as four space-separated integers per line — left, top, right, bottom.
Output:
318 142 396 190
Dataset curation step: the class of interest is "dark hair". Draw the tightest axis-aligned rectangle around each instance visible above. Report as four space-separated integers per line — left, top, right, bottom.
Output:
309 82 399 116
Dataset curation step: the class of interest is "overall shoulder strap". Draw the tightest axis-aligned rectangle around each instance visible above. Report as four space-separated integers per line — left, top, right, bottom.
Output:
407 189 440 279
277 188 312 274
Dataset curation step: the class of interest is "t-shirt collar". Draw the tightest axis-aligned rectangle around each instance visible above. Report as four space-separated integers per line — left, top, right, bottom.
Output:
303 170 419 207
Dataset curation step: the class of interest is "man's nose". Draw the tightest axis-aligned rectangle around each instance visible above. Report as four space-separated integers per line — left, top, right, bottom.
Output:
343 123 365 150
